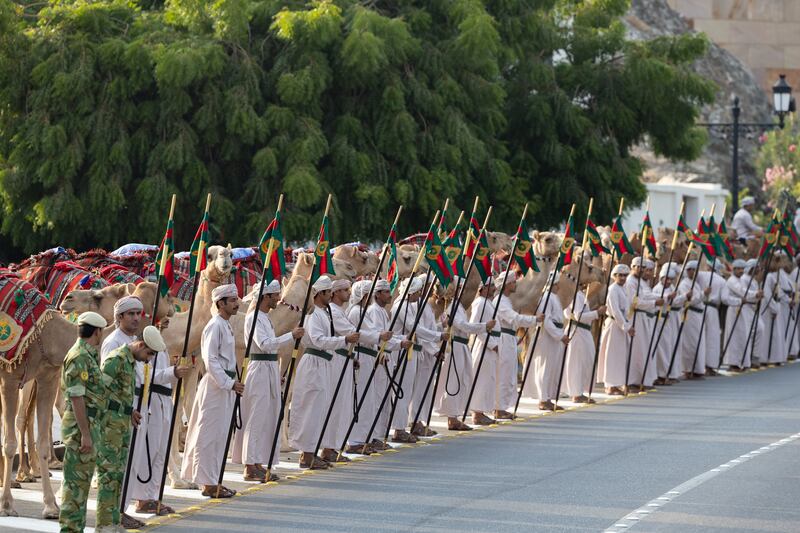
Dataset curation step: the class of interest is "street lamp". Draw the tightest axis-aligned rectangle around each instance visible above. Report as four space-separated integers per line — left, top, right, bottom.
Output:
773 74 794 128
700 74 794 213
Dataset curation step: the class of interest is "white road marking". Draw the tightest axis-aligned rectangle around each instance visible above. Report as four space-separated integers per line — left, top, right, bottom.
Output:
0 516 94 532
605 431 800 532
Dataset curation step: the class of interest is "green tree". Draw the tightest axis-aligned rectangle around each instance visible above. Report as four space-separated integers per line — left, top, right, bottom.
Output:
0 0 713 256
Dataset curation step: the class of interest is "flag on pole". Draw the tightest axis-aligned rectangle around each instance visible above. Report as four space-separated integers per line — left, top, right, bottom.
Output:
439 203 452 237
386 223 401 293
425 221 455 287
258 209 286 284
585 218 609 256
557 213 576 270
610 215 634 256
513 219 539 274
716 217 735 261
780 212 796 257
443 222 466 278
758 213 780 259
311 213 335 282
641 212 657 257
189 209 210 275
466 213 493 282
154 218 175 297
694 217 717 261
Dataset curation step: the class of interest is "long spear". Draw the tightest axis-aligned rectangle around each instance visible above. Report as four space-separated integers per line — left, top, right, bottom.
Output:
689 204 724 378
261 194 333 477
335 211 431 459
361 210 442 449
588 198 624 400
640 202 683 386
120 193 176 515
414 200 492 431
740 253 773 368
784 258 800 359
309 206 402 461
665 209 708 380
623 197 651 395
461 204 527 421
552 200 592 409
513 203 576 417
155 194 211 509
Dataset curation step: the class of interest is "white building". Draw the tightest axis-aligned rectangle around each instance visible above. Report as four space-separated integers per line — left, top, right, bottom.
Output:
623 179 730 230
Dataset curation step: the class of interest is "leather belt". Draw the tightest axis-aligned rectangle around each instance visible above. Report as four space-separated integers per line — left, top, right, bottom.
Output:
501 327 516 336
355 346 378 357
706 302 719 309
572 321 592 331
489 331 501 338
306 347 333 361
670 306 681 311
251 353 278 362
150 384 172 396
224 369 237 379
688 306 703 313
335 348 352 359
635 310 656 318
453 336 469 345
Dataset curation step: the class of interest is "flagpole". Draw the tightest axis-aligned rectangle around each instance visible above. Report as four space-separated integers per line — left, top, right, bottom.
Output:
552 200 591 409
665 208 707 382
414 200 492 431
261 194 333 476
153 194 212 507
639 202 683 387
689 204 721 378
783 258 800 360
461 204 528 421
309 206 402 462
120 193 176 516
623 197 651 395
361 210 442 450
740 251 773 368
513 203 576 417
588 198 624 400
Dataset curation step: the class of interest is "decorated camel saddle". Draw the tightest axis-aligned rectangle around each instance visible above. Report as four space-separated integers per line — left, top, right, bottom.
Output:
0 271 55 367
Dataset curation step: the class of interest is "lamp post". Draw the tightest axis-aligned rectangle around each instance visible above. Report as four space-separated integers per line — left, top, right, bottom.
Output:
700 74 794 213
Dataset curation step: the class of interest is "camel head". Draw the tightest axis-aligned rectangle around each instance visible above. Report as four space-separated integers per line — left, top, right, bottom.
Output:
289 252 357 282
131 281 176 322
532 231 560 258
207 244 233 280
395 244 419 278
487 231 513 253
331 257 358 281
60 284 132 322
332 245 379 278
656 227 690 265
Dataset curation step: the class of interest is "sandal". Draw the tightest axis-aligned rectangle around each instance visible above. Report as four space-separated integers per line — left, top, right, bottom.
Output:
299 456 329 470
345 444 372 455
391 430 417 443
201 485 236 498
122 513 146 529
135 500 174 515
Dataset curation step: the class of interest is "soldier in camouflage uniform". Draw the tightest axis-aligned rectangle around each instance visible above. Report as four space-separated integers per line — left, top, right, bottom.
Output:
95 325 166 532
59 312 108 533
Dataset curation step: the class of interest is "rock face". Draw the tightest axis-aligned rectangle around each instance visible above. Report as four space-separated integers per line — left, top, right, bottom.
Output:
626 0 773 192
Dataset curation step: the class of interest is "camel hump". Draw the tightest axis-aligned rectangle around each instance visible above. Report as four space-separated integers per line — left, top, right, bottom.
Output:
0 272 53 368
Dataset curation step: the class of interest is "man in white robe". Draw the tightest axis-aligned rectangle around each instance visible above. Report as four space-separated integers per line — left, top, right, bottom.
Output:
493 273 539 418
564 279 604 402
410 284 446 436
181 284 243 498
625 258 661 391
695 260 725 374
763 252 791 365
288 276 359 469
678 260 707 379
231 279 302 482
468 279 501 425
599 264 634 395
744 259 768 368
722 259 761 370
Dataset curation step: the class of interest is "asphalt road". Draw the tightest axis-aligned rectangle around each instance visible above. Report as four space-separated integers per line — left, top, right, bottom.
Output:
149 363 800 533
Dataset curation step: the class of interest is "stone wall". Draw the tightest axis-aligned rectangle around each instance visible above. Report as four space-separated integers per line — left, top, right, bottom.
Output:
667 0 800 95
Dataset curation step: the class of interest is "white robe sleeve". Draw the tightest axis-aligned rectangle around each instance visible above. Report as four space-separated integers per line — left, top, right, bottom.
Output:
305 309 347 351
496 298 536 329
203 321 235 390
453 306 488 336
470 298 499 350
607 285 631 333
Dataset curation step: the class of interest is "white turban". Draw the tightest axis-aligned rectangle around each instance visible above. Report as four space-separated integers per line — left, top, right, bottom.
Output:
312 275 333 293
401 275 424 295
712 261 724 273
612 264 630 276
659 264 676 279
77 311 107 328
745 259 757 273
332 278 351 292
686 260 698 271
632 257 642 267
212 284 238 303
243 279 281 302
349 280 371 306
114 295 143 316
732 259 747 269
643 259 655 270
142 325 166 352
494 271 515 290
741 196 755 207
375 279 390 292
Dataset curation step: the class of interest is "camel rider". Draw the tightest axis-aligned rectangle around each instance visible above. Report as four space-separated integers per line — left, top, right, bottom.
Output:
731 196 763 244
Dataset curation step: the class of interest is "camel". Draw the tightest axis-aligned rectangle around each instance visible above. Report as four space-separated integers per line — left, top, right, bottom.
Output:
332 246 379 278
486 231 513 253
508 230 561 315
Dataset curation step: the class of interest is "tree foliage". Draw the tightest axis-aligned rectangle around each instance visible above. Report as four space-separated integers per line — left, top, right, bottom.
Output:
0 0 714 255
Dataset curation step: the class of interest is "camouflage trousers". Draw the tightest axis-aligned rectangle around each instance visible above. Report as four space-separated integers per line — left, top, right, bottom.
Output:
96 415 131 527
58 416 101 533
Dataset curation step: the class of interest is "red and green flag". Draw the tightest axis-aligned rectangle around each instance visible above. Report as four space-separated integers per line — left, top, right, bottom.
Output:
716 217 735 261
513 219 539 274
694 217 717 261
556 213 576 270
189 209 210 276
641 212 657 257
386 224 401 293
311 214 335 282
610 215 634 256
585 218 609 257
780 212 796 257
758 213 780 259
154 218 175 297
258 208 286 284
443 222 466 278
425 221 455 287
466 214 492 282
676 214 694 242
